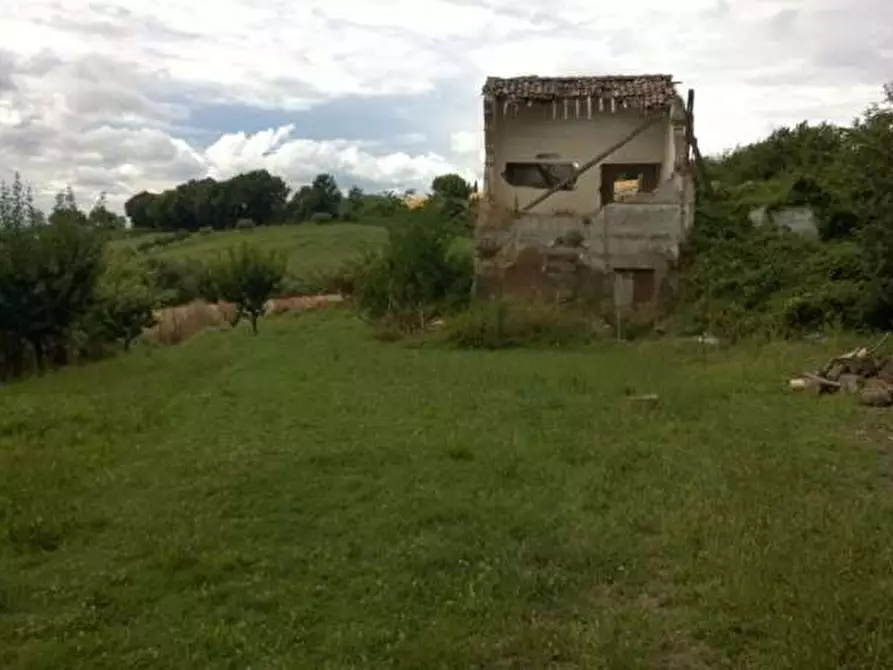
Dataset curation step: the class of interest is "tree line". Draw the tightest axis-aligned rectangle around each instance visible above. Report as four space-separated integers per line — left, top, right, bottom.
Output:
124 169 477 231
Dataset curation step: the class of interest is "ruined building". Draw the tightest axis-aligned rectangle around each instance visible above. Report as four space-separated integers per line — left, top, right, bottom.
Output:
475 74 695 309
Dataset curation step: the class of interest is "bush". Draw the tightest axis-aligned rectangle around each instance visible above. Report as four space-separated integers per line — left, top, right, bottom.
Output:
677 192 871 340
145 257 213 306
208 243 286 334
302 255 369 296
354 212 472 331
0 219 105 375
443 298 598 349
92 258 158 351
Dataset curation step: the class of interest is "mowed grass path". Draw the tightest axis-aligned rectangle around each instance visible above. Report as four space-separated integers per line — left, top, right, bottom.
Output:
3 312 893 668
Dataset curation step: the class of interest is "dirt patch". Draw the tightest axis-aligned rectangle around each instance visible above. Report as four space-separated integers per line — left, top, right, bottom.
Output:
263 294 344 315
144 301 233 346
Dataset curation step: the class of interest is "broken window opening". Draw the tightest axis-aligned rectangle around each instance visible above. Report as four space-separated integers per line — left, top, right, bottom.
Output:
600 163 661 204
614 268 656 306
503 161 578 190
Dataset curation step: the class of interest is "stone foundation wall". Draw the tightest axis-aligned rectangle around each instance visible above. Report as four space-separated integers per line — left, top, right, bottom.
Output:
474 180 690 309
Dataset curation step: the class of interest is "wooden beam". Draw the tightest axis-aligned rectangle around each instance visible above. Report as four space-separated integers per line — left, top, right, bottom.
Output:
519 113 664 213
685 88 713 195
685 89 694 160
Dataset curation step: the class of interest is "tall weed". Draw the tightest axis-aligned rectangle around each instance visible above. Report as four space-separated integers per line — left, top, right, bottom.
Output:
443 298 599 349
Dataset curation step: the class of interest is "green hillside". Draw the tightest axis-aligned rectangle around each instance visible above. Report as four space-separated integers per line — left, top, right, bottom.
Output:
113 223 389 281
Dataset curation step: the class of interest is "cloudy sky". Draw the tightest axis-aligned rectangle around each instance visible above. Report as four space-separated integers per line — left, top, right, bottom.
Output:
1 0 890 212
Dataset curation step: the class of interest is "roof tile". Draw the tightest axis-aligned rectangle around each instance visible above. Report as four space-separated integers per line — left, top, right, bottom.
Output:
482 75 678 110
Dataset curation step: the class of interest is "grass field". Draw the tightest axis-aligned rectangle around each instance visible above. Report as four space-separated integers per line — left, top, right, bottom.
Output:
3 310 893 668
112 223 389 279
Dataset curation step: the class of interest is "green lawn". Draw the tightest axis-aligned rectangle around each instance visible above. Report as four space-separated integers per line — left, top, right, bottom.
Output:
3 312 893 668
112 223 389 279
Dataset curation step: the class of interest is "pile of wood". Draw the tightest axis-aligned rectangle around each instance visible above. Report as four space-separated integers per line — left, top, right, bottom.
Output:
789 335 893 407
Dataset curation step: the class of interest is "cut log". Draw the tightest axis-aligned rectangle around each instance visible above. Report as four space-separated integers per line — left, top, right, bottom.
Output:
803 372 842 390
789 378 808 391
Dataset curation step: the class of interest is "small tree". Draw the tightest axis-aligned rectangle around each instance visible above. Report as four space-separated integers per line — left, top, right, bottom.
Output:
429 173 474 224
355 211 472 330
0 216 104 372
88 192 127 231
210 243 286 334
94 258 157 351
49 186 88 227
431 173 472 201
287 173 343 221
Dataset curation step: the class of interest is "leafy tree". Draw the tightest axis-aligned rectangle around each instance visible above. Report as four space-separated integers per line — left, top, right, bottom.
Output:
310 174 342 217
431 173 472 201
226 169 290 225
49 186 88 227
124 170 290 231
0 172 41 230
88 192 127 230
125 191 158 229
93 257 157 351
288 173 342 221
209 244 286 334
0 215 104 372
343 186 365 221
429 173 474 224
850 86 893 326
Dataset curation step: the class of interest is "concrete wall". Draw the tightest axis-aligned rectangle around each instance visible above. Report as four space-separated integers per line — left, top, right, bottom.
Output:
475 185 686 307
489 105 668 214
749 206 819 237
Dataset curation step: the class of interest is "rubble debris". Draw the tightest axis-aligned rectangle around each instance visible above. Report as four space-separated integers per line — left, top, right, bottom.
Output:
790 334 893 406
696 333 721 346
627 393 660 403
860 381 893 407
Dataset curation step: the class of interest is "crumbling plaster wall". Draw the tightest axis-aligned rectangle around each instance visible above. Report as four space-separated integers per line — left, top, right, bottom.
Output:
489 104 667 213
476 98 693 308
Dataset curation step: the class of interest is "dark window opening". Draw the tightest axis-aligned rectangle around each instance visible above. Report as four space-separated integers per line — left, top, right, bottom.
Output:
503 161 578 190
600 163 661 204
615 268 656 305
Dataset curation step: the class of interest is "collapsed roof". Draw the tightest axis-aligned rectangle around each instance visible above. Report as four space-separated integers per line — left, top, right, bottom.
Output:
482 75 678 112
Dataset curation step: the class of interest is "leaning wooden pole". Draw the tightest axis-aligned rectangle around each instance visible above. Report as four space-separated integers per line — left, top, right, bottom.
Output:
519 113 665 213
685 89 713 195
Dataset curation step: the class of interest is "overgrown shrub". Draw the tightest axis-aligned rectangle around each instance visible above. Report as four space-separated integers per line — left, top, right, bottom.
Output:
91 257 158 351
677 191 870 340
207 243 286 333
0 218 105 375
301 254 373 297
443 298 598 349
145 257 214 306
354 212 472 331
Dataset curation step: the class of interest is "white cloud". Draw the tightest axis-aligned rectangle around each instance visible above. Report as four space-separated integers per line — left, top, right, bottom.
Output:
205 126 474 191
0 0 891 212
450 131 481 156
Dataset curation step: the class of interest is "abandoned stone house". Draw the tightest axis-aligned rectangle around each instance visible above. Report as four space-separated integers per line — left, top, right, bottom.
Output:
475 74 695 309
